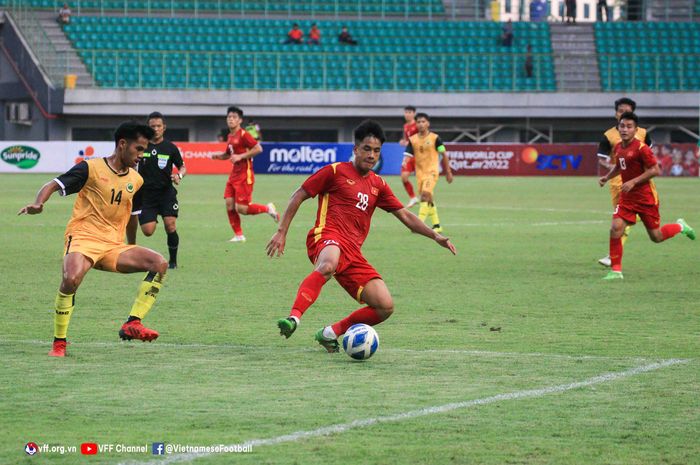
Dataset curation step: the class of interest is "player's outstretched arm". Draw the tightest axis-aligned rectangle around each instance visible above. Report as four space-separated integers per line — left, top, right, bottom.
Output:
392 208 457 255
266 187 311 258
17 180 61 215
599 164 620 187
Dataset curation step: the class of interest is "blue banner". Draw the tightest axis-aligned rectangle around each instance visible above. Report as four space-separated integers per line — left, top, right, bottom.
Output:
254 142 405 175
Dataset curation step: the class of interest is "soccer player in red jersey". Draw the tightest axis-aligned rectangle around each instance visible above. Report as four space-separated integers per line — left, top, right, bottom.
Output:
211 106 279 242
267 120 457 352
399 105 419 208
599 112 695 280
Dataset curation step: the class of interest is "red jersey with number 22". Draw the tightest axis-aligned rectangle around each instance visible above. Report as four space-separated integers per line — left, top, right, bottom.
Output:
226 128 258 183
614 138 659 206
302 162 404 250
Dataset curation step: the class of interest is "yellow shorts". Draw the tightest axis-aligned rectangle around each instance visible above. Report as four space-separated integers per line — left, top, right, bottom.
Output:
609 175 622 207
64 234 136 272
416 171 439 196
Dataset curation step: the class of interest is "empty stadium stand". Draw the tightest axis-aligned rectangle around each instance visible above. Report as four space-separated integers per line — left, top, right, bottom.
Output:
595 21 700 91
63 17 555 91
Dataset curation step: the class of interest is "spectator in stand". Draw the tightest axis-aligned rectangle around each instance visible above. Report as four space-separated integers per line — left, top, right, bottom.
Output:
500 20 513 47
524 44 534 78
597 0 610 21
338 26 358 46
565 0 577 24
308 23 321 45
58 3 71 25
529 0 547 22
284 23 303 44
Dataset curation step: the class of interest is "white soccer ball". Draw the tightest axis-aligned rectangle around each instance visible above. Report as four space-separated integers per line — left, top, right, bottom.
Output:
342 324 379 360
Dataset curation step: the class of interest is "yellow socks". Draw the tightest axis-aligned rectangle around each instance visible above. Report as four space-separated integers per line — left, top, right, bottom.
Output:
621 224 633 246
54 291 75 339
429 203 440 227
129 272 165 320
418 202 429 221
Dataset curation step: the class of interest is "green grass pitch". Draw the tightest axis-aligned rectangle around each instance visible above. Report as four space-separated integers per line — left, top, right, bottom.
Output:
1 173 698 465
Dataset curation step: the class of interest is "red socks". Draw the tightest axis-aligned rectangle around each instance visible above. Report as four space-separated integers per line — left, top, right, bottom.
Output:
331 306 385 337
290 271 327 320
403 180 415 198
610 237 623 272
246 203 268 215
227 209 242 235
661 223 682 241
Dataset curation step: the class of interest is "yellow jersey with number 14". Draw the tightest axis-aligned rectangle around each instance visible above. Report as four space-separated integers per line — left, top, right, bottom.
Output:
54 158 143 245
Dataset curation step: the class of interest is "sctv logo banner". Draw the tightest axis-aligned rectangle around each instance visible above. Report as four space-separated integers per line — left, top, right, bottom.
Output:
255 143 353 174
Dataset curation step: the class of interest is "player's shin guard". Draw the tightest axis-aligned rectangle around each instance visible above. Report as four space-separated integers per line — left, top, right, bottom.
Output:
227 209 243 235
403 180 415 198
54 291 75 339
245 203 268 215
331 306 385 337
660 223 682 241
290 271 327 320
418 202 429 222
129 271 165 320
609 237 623 272
167 230 179 265
429 203 440 227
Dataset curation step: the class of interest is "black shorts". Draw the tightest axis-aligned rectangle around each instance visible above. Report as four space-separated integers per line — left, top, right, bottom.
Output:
133 187 179 225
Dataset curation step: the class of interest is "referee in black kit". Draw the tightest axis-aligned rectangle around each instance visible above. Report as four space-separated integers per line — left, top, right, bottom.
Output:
127 112 186 269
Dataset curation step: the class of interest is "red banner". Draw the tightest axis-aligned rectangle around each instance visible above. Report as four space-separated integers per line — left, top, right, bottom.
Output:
174 142 229 174
445 144 599 176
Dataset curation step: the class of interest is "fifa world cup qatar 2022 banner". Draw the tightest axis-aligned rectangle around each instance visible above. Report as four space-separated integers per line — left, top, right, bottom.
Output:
445 144 601 176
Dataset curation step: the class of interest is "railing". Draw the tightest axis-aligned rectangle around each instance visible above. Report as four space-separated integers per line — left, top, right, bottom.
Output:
75 49 556 92
599 53 700 92
4 0 67 86
4 0 448 20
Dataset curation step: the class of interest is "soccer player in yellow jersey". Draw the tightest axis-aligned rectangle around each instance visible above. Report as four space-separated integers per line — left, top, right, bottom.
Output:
596 97 653 267
403 112 453 232
18 122 169 357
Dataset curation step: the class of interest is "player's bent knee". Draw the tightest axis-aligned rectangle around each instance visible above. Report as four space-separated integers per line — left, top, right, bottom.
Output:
235 204 248 214
376 304 394 320
61 274 82 292
153 256 168 274
315 261 337 278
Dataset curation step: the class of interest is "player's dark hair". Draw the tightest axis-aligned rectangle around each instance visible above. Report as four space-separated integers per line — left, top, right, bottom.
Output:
404 105 416 112
113 121 155 146
227 106 244 118
618 112 638 125
354 119 386 144
147 111 165 122
415 112 430 121
615 97 636 112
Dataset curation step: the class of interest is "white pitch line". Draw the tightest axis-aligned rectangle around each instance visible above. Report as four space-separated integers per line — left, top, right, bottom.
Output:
449 205 610 215
0 339 658 362
441 219 606 228
118 359 687 465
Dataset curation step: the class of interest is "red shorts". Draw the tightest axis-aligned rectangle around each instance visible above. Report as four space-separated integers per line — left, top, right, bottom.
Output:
614 201 660 229
306 233 381 303
224 177 253 205
401 157 415 174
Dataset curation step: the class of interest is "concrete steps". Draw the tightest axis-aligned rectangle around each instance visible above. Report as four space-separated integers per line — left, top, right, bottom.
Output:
550 23 600 92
